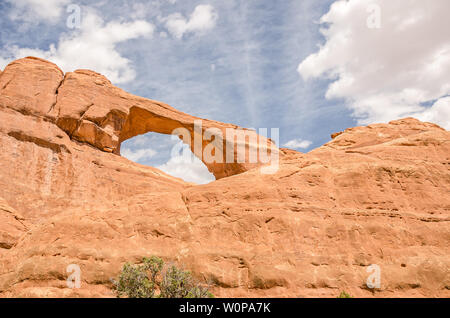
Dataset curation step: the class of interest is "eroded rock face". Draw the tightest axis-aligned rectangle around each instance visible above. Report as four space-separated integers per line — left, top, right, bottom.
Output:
0 57 449 298
0 198 27 250
0 57 63 120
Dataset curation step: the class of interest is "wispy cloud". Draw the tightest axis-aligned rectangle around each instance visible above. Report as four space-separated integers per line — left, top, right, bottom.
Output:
121 147 157 162
164 4 218 39
283 139 313 149
6 0 70 22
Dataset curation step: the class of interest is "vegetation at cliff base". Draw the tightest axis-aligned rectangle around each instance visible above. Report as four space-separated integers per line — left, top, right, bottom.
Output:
113 256 214 298
337 290 353 298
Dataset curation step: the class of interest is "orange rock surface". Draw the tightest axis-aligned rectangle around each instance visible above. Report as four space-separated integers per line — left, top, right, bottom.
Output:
0 57 448 298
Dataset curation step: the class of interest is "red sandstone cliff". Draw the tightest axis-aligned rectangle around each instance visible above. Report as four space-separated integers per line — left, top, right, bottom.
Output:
0 57 449 297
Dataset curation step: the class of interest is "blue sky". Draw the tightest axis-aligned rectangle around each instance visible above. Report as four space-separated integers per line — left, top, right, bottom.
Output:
1 0 449 183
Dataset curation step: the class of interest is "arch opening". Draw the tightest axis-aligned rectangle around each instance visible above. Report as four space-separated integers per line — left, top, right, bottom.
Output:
120 132 216 184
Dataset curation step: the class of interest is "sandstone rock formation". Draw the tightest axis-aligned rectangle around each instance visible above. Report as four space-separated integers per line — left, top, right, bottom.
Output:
0 57 449 298
0 57 275 180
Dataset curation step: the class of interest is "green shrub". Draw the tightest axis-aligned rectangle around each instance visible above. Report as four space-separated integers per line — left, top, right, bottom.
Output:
113 256 213 298
337 290 353 298
114 263 155 298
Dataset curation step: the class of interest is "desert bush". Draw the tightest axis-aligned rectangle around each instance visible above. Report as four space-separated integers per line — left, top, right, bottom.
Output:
113 256 213 298
114 262 155 298
337 290 353 298
160 265 213 298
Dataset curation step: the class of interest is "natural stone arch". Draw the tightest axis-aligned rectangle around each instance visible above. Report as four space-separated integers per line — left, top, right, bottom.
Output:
6 58 280 179
117 106 274 179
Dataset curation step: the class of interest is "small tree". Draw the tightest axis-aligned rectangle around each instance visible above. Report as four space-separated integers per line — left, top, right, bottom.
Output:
113 256 213 298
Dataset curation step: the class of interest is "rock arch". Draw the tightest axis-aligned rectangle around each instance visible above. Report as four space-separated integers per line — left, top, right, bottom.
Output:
42 62 279 179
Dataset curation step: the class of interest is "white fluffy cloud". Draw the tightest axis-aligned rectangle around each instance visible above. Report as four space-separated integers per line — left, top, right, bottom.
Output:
165 4 218 39
121 147 157 162
157 143 215 184
298 0 450 129
418 96 450 129
157 155 215 184
4 10 154 83
122 140 214 184
6 0 70 22
283 139 313 149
